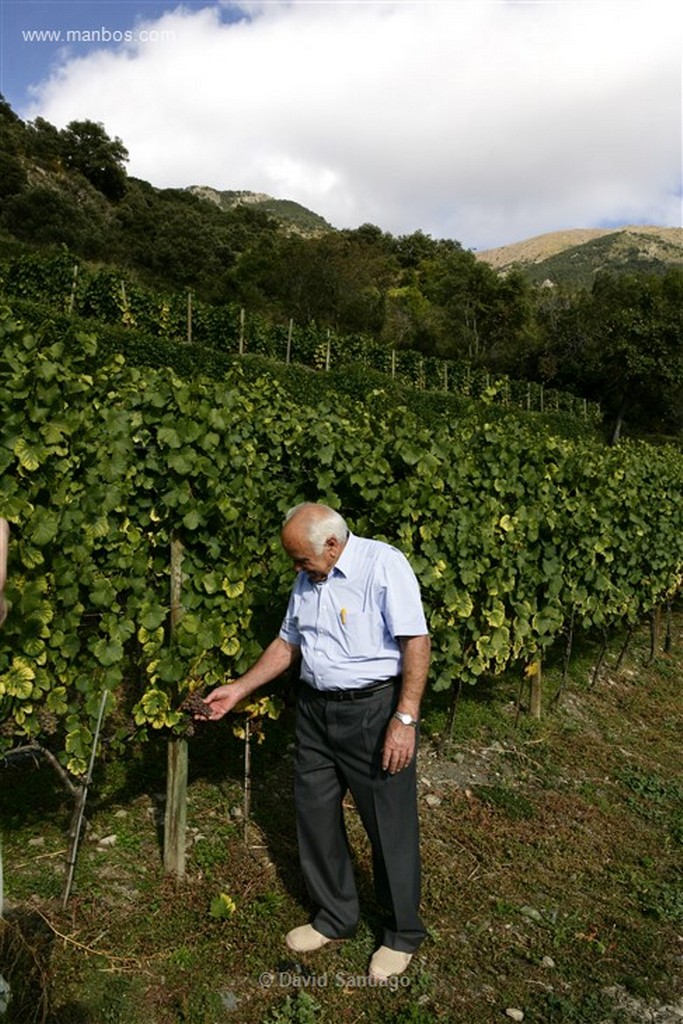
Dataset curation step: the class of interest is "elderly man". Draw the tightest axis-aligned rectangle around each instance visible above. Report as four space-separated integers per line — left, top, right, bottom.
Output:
204 503 430 980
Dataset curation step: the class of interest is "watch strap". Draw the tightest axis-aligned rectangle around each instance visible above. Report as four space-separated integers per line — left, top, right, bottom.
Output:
393 711 418 727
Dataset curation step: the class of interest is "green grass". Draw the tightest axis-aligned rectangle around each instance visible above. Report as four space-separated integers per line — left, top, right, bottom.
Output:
1 613 682 1023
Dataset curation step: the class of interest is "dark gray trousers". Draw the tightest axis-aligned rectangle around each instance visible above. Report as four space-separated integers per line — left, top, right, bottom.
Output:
294 682 426 953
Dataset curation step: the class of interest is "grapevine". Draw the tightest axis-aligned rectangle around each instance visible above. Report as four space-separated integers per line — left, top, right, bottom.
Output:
0 304 681 780
0 249 600 424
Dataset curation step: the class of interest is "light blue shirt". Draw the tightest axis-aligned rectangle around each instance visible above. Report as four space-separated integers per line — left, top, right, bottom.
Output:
279 532 428 691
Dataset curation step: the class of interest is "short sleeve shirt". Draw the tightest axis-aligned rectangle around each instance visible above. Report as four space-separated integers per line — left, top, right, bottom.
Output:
279 532 428 690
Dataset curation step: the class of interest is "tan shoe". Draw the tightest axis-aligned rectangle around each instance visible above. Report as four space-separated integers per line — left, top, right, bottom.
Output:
285 924 333 953
368 945 413 980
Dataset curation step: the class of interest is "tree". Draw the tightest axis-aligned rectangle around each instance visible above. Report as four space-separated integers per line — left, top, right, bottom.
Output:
475 268 542 375
538 271 683 439
1 187 101 253
0 94 26 156
25 116 63 168
242 232 393 335
410 241 485 359
0 152 27 199
60 120 129 201
382 285 440 351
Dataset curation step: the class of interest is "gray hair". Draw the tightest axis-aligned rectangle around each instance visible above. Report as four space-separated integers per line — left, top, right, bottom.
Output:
283 503 348 555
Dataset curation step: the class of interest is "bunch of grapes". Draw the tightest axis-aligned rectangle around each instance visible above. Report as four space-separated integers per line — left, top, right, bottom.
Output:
179 691 211 737
37 709 59 735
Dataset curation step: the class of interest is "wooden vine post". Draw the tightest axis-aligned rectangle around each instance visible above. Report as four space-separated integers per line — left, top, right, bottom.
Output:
649 603 663 662
529 659 542 719
243 718 252 846
522 659 542 720
164 533 188 877
68 263 79 315
286 317 293 364
239 307 245 355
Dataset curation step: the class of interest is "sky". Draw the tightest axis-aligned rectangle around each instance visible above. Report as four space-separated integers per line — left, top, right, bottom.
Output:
0 0 681 251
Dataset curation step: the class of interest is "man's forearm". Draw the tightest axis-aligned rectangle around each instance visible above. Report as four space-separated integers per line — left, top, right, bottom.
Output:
396 634 431 719
204 637 300 720
235 636 300 699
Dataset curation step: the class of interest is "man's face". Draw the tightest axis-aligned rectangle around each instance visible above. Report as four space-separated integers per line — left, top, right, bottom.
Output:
281 525 342 584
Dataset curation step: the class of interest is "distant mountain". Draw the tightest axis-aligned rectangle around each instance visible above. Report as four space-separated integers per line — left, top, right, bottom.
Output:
186 186 333 237
476 226 683 288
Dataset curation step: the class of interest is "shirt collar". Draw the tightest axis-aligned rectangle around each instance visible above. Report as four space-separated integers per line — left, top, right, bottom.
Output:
331 531 356 579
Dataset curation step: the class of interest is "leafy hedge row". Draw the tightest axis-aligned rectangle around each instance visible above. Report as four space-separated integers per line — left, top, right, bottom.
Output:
0 307 681 775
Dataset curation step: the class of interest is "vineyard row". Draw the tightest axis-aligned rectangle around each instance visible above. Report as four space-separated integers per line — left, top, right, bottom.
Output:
0 307 681 776
0 249 601 423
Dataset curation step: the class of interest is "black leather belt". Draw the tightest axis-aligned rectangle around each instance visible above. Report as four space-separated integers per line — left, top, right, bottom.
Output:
303 677 400 702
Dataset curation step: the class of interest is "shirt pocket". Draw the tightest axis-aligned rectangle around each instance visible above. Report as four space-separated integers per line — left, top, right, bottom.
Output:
336 607 369 653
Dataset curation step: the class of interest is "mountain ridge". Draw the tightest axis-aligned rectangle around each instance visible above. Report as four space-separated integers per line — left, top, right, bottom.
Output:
475 225 683 286
185 185 333 237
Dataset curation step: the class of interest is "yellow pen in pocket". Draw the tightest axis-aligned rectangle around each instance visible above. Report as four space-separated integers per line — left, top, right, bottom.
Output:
340 607 347 626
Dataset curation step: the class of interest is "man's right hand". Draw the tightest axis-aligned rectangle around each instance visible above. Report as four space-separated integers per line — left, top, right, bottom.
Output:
201 682 246 721
197 637 298 722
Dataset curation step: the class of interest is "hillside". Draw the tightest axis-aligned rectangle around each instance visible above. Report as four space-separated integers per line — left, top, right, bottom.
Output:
1 95 681 438
186 185 333 237
477 226 683 287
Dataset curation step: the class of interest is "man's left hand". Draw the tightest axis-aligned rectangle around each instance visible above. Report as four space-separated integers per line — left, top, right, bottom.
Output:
381 717 416 775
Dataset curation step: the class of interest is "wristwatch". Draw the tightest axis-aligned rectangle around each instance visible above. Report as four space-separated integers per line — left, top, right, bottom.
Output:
393 711 419 728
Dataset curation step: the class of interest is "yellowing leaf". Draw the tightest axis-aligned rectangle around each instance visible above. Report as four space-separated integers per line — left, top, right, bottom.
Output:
47 686 69 715
133 689 182 729
221 636 240 657
14 437 47 472
0 657 36 699
67 756 88 776
448 593 473 619
209 892 237 919
485 602 507 629
222 579 245 599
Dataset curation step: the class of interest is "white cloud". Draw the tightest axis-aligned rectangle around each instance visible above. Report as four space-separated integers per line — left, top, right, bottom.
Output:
22 0 683 249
